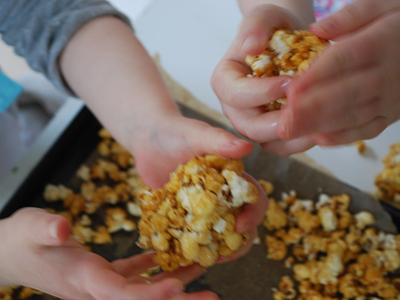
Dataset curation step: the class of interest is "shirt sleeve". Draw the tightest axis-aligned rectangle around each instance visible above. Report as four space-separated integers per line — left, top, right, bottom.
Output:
0 0 132 96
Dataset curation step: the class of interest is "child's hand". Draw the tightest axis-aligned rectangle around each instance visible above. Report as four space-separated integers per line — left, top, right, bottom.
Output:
0 208 219 300
279 0 400 146
131 113 267 262
211 4 315 156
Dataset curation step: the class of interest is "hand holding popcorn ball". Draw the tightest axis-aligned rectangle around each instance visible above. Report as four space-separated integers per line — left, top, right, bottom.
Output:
137 155 259 271
245 29 329 111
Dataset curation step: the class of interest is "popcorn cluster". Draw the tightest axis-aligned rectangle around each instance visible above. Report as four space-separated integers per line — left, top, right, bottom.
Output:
245 29 329 111
261 188 400 300
137 155 259 271
375 141 400 205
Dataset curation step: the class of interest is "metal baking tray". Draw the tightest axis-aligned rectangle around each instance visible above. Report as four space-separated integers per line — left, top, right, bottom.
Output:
1 104 399 300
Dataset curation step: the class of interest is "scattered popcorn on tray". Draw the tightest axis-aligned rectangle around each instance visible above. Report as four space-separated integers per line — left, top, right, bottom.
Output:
375 141 400 205
245 29 329 111
42 128 141 249
137 155 258 271
262 186 400 299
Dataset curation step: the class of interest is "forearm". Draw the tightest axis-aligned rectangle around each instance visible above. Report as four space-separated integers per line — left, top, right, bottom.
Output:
59 16 179 155
237 0 316 26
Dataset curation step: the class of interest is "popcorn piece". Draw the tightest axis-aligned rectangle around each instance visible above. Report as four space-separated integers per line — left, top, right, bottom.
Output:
375 141 400 204
127 201 142 217
93 225 112 244
354 141 367 154
266 235 287 260
354 211 375 230
76 165 91 182
43 184 73 202
105 207 136 233
245 29 329 111
258 179 274 196
264 199 288 230
137 155 258 271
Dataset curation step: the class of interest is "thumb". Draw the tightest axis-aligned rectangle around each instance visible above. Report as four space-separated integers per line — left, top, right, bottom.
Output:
12 207 71 246
236 5 303 58
192 126 253 159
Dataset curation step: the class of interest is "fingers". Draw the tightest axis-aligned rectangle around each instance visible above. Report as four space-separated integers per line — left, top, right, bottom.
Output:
11 207 71 247
260 136 315 156
152 264 207 285
189 122 253 159
235 173 268 233
212 61 290 109
312 116 390 146
310 0 400 39
236 5 303 58
112 252 157 277
289 35 379 101
280 66 385 139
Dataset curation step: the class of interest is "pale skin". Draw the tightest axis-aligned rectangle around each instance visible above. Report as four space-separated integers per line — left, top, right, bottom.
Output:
212 0 400 156
0 15 268 300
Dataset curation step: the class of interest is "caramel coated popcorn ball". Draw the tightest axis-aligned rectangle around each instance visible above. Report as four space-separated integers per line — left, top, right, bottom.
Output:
375 141 400 204
137 155 259 271
245 29 329 111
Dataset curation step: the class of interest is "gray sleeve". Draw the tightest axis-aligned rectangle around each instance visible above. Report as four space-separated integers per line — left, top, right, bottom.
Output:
0 0 132 95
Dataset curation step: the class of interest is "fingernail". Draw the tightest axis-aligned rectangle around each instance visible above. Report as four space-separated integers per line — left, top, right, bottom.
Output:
277 123 288 140
49 219 59 240
311 19 335 35
170 284 185 297
280 78 292 93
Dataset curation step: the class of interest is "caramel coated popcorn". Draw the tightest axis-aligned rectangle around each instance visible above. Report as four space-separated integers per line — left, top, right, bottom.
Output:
375 141 400 204
245 29 329 111
262 189 400 299
137 155 258 271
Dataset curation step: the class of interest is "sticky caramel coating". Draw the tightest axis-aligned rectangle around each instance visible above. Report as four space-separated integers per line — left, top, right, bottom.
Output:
246 29 329 111
137 155 258 271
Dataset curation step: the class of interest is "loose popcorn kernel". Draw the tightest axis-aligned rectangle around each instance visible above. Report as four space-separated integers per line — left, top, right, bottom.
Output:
137 155 258 271
43 184 73 202
354 140 367 154
105 207 136 233
245 29 328 111
375 141 400 204
258 179 274 196
266 235 287 260
93 225 112 244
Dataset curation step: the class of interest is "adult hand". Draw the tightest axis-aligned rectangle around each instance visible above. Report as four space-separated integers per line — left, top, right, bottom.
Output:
278 0 400 146
0 208 219 300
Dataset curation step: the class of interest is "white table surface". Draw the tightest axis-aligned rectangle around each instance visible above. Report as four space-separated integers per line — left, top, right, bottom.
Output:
1 0 399 211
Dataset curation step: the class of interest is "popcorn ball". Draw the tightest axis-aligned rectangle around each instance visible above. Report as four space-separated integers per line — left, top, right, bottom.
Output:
137 155 259 271
245 29 329 111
